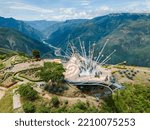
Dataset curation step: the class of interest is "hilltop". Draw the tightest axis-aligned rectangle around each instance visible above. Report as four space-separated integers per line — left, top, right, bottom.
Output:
0 53 150 113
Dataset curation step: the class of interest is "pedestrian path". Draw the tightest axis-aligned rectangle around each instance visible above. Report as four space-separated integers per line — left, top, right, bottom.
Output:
13 88 21 110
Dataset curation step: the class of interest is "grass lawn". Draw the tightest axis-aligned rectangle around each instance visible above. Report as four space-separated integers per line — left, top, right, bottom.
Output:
0 91 13 112
0 86 17 113
0 63 4 70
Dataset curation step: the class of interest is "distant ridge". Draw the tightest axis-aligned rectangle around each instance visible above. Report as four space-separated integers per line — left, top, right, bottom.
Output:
0 16 43 41
0 27 51 55
45 13 150 67
0 13 150 67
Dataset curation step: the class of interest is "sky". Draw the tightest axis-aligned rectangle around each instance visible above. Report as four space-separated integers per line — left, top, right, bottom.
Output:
0 0 150 21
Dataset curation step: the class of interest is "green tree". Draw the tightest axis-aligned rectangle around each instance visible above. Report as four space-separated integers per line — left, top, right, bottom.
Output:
0 63 4 70
23 102 35 113
38 62 65 86
51 96 60 107
32 50 40 59
37 105 50 113
18 83 38 101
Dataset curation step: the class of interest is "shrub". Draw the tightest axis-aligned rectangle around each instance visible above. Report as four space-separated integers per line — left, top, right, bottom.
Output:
128 72 131 75
51 96 60 107
0 63 4 70
73 100 87 110
68 100 100 113
111 71 117 74
64 100 68 105
127 75 133 80
37 106 50 113
46 85 68 94
53 106 67 113
23 102 35 113
38 62 65 84
32 50 40 59
18 84 38 101
0 54 7 60
64 85 69 90
118 70 123 74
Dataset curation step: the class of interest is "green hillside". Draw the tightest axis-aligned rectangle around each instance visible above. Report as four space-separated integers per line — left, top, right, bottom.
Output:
96 19 150 67
0 16 43 41
46 13 150 67
0 27 51 55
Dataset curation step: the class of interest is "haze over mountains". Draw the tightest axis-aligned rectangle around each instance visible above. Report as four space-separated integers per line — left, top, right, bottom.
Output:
25 19 88 39
0 13 150 67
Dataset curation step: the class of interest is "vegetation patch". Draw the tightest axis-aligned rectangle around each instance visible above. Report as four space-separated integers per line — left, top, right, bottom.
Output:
18 83 38 101
66 100 99 113
100 83 150 113
19 74 42 82
45 84 68 95
0 48 17 60
0 87 14 113
11 55 29 65
0 63 4 70
36 105 50 113
23 101 36 113
38 62 66 94
38 62 65 84
50 96 60 107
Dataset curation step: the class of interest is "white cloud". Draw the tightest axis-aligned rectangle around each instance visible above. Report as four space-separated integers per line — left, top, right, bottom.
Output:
80 0 91 6
99 6 110 11
9 2 54 13
120 0 150 13
0 0 150 21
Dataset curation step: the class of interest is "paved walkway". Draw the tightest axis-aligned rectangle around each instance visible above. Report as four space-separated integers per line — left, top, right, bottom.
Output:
0 90 5 100
5 59 52 73
0 87 7 100
13 89 21 110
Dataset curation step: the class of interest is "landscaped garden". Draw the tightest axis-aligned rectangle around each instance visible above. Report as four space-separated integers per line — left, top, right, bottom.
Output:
19 68 42 82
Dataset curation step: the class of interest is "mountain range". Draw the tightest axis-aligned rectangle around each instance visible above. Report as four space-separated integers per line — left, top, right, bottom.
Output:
0 13 150 67
0 16 43 41
0 27 51 55
25 19 88 39
43 13 150 67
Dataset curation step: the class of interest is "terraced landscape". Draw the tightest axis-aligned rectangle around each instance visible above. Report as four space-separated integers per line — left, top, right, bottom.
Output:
0 51 150 113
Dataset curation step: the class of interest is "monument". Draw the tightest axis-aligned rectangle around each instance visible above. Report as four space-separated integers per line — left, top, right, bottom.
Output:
56 38 124 97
